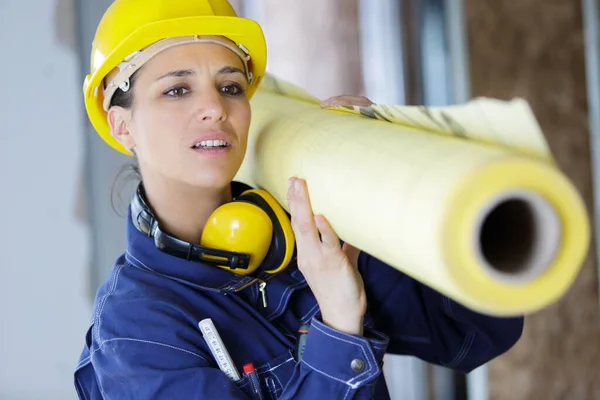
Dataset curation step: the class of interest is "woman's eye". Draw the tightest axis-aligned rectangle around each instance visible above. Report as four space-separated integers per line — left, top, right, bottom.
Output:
164 87 190 98
220 84 245 96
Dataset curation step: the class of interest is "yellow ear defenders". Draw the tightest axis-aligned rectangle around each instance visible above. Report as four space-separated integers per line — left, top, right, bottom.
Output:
131 182 295 276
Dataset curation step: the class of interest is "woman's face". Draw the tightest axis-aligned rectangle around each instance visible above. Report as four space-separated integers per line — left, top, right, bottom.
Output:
109 39 252 190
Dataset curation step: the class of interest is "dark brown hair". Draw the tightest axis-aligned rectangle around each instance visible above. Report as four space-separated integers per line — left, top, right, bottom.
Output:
110 70 142 216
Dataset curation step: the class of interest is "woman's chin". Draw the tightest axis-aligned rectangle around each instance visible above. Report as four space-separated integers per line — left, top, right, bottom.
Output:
166 154 243 190
183 169 238 190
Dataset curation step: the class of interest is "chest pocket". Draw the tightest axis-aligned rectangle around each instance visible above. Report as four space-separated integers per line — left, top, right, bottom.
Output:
235 350 296 400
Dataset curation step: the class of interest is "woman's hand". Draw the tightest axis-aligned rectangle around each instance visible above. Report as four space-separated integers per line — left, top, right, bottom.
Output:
320 95 374 108
287 177 367 336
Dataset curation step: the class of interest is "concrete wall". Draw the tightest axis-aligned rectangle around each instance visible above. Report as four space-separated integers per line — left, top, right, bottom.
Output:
466 1 600 398
0 0 91 399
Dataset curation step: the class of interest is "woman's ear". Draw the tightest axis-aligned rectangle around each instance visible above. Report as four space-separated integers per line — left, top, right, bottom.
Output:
107 106 135 150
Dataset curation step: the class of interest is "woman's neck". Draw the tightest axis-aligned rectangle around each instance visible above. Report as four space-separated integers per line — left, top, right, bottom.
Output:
141 176 232 244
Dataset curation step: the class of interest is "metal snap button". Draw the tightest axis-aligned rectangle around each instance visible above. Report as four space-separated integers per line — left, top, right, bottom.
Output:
351 358 365 373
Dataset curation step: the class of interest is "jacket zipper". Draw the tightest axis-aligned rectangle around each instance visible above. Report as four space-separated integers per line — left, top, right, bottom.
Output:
232 277 271 308
258 280 268 308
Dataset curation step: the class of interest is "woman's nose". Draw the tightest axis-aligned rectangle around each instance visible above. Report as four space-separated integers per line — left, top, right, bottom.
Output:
194 89 227 122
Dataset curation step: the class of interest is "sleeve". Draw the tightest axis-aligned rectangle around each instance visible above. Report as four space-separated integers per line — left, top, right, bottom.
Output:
91 320 390 400
358 251 524 373
283 316 389 399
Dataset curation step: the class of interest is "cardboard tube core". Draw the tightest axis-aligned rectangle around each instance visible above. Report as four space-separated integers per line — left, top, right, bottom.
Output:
474 190 561 283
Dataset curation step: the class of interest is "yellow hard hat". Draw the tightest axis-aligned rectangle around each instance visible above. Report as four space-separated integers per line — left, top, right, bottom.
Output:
83 0 267 156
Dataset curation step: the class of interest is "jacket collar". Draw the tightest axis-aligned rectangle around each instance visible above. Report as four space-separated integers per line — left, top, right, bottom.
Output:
125 181 271 292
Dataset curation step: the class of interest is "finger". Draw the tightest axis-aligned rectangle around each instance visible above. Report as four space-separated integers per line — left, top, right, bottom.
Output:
287 178 321 248
342 242 361 267
320 95 374 108
320 96 353 108
314 215 341 250
319 96 340 108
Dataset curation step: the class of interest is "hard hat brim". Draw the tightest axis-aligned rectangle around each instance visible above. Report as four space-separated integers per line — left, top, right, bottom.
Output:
84 16 267 156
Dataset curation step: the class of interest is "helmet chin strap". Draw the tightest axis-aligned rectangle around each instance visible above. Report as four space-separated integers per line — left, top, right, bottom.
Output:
102 35 253 111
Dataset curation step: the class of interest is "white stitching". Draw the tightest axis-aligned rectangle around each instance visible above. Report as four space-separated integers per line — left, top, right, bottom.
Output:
255 351 294 373
455 330 476 367
270 370 285 394
89 337 210 364
300 302 320 324
311 321 364 346
444 296 457 319
342 385 352 400
266 280 306 320
265 357 294 373
76 377 89 400
125 252 239 293
446 329 475 367
364 329 388 342
93 264 121 339
362 329 389 350
309 322 378 386
76 355 91 369
301 359 361 389
125 252 155 272
310 322 372 384
450 330 473 367
265 376 278 398
94 264 125 343
453 330 475 367
445 334 468 367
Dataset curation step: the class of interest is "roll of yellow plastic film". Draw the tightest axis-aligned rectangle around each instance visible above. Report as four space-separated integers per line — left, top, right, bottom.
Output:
234 74 590 317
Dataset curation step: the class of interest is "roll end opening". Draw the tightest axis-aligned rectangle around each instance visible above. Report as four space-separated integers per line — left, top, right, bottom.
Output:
475 191 561 283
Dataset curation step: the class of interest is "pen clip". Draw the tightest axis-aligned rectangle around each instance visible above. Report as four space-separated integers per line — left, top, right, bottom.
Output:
295 323 310 362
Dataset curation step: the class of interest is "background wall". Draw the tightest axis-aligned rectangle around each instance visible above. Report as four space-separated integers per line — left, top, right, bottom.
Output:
466 0 600 398
0 0 92 399
260 0 364 99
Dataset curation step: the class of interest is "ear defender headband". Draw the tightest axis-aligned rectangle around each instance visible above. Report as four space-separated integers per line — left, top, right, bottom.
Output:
131 183 296 276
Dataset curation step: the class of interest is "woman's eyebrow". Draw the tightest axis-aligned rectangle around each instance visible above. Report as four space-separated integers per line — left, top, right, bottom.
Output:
217 66 245 76
157 69 195 81
156 66 244 81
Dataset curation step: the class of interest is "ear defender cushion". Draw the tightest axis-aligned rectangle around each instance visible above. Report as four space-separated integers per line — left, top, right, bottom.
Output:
235 189 296 275
200 200 274 275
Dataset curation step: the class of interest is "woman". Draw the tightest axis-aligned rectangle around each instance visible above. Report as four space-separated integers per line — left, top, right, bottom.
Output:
74 1 524 399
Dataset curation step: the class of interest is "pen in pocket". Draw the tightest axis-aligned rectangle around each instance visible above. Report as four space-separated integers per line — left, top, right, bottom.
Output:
243 363 263 400
295 323 310 362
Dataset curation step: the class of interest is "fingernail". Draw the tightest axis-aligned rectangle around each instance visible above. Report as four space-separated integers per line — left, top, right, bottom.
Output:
294 179 302 191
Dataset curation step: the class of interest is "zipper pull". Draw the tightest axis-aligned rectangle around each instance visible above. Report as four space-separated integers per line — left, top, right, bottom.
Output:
258 281 268 308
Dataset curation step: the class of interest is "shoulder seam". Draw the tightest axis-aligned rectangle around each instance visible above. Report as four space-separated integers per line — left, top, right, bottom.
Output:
93 263 127 343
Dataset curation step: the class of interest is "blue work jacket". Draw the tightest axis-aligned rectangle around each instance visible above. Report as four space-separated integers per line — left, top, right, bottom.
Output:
74 186 524 399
